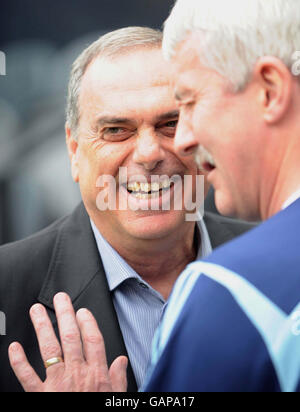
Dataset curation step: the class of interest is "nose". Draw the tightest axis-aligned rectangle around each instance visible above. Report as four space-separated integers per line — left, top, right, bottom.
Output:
133 130 165 171
175 118 199 157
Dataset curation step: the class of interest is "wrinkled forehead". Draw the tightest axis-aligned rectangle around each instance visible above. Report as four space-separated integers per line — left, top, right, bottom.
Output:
81 47 171 97
78 47 175 119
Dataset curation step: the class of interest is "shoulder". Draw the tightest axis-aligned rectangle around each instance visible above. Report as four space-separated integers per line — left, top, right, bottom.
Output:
0 214 67 284
0 202 91 296
205 204 297 266
0 214 66 256
202 204 300 311
205 200 300 258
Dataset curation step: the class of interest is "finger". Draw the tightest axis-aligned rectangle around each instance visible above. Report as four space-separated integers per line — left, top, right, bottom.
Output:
8 342 43 392
53 293 84 365
109 356 128 392
29 304 63 374
76 309 109 372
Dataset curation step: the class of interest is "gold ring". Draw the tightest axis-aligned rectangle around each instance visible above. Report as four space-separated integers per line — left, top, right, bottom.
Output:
44 357 64 369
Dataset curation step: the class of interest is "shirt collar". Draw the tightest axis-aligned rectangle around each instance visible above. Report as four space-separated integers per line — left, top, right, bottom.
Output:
282 188 300 210
90 213 212 293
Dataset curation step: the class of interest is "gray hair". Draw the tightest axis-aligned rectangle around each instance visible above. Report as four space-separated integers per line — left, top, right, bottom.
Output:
163 0 300 91
66 26 162 138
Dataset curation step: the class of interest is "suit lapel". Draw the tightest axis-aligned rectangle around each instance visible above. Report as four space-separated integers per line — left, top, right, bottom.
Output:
38 203 137 391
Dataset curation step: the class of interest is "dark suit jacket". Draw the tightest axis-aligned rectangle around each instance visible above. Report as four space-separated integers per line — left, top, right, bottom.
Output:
0 203 255 392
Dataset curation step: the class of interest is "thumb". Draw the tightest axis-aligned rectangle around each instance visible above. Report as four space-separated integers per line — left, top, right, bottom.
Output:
109 356 128 392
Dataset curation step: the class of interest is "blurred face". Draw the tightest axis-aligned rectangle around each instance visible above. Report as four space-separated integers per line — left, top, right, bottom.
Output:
172 34 265 220
67 47 204 243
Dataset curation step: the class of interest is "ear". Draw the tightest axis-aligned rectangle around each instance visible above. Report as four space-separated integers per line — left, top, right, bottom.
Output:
65 123 79 183
253 56 293 124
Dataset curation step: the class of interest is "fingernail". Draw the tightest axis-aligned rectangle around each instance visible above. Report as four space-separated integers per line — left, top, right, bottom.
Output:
31 304 44 315
9 342 20 353
77 308 90 319
54 292 69 304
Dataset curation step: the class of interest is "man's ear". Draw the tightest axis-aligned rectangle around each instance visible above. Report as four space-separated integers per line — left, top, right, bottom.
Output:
65 124 79 183
253 56 293 124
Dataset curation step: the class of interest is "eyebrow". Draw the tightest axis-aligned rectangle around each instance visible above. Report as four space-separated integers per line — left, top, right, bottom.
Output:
96 117 130 127
96 110 179 127
174 91 183 102
156 110 179 122
174 89 194 102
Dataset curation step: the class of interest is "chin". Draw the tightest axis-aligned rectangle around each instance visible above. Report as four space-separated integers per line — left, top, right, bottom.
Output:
215 191 259 222
124 212 185 240
214 191 238 219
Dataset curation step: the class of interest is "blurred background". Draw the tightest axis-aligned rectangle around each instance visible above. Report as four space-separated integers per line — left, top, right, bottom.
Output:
0 0 217 245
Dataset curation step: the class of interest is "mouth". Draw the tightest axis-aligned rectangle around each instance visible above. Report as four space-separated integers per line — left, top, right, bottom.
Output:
201 161 216 173
123 179 174 199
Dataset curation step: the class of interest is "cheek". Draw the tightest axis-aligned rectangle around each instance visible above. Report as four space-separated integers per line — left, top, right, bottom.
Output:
191 93 233 143
79 140 133 180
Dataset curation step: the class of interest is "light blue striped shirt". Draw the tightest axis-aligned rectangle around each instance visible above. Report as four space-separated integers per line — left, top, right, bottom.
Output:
90 216 212 389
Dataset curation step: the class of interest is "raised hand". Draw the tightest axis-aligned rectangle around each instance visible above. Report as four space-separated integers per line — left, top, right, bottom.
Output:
8 292 128 392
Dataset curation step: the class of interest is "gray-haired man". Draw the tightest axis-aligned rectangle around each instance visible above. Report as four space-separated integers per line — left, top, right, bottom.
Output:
144 0 300 392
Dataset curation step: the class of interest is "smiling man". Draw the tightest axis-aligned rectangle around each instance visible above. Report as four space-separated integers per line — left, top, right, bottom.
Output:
0 27 253 392
143 0 300 393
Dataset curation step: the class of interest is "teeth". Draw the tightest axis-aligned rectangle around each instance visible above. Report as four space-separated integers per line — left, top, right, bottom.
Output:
127 182 140 192
140 183 151 192
133 192 160 199
127 179 171 194
151 182 160 192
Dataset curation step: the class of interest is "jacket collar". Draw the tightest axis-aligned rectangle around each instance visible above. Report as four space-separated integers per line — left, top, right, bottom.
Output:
38 203 103 308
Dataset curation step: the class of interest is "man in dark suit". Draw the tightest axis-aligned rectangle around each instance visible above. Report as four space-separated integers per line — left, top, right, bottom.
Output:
0 27 254 392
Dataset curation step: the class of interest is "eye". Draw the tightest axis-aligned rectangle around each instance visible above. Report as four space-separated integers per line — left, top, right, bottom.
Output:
158 119 178 138
102 127 133 141
105 127 125 134
164 120 178 128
